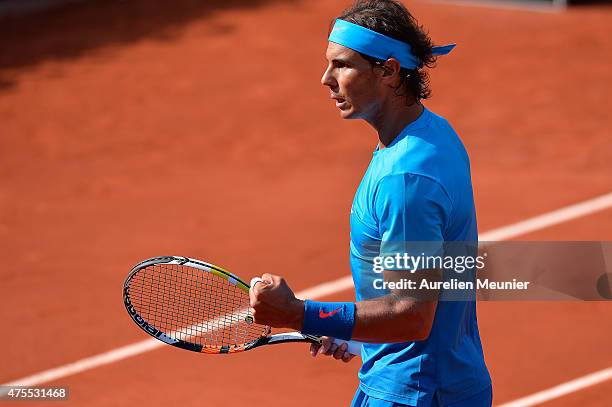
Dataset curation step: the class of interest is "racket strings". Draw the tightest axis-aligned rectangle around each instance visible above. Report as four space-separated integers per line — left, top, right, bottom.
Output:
131 265 253 345
135 265 242 337
127 263 268 351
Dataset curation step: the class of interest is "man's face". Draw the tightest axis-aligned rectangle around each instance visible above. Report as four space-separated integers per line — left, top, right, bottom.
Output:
321 42 382 120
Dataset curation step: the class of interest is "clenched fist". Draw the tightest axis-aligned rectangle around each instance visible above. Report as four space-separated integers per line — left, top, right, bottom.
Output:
249 273 304 330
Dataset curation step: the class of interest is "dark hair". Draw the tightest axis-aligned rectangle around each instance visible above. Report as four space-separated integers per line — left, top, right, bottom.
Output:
336 0 437 102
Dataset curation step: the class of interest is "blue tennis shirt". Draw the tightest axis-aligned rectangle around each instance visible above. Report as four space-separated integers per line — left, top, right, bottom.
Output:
349 107 491 406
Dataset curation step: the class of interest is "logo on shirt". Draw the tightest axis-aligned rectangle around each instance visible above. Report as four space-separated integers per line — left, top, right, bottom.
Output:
319 307 342 319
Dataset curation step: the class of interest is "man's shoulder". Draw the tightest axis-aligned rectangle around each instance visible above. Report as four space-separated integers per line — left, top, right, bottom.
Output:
392 111 469 175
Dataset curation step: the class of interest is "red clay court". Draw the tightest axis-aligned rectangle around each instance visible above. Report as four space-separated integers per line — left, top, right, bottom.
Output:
1 0 611 405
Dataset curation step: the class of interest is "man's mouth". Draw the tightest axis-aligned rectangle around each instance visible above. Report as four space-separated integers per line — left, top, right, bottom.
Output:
332 96 347 108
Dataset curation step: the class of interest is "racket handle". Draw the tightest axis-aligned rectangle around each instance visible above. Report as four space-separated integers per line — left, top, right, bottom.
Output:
332 339 363 356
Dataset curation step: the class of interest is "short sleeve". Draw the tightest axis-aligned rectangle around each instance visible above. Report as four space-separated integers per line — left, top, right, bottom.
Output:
374 173 451 261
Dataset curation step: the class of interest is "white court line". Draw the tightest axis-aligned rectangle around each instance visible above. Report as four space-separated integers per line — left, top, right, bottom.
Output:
429 0 567 13
1 340 164 388
497 367 612 407
2 191 612 405
481 192 612 241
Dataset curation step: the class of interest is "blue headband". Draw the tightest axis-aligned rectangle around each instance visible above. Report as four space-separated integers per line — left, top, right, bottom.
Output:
328 19 456 70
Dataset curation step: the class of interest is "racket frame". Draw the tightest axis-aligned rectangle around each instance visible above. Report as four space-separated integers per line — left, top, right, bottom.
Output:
124 256 362 355
124 256 271 354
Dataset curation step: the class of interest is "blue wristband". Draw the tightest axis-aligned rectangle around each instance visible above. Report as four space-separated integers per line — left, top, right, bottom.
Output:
301 300 356 340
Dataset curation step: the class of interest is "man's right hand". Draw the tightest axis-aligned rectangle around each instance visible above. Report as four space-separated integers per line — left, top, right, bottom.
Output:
310 336 356 363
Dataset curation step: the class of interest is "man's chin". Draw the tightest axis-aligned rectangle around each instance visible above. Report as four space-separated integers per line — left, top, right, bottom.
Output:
339 108 358 119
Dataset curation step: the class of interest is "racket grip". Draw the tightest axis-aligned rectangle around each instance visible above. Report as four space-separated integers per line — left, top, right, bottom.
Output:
332 339 363 356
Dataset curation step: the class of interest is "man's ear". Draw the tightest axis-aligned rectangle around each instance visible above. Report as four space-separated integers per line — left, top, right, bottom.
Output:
381 58 402 79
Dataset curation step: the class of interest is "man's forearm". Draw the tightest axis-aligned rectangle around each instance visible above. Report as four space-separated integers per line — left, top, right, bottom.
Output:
351 295 438 342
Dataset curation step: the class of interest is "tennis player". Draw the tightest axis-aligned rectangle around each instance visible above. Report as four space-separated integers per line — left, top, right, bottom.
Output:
250 1 491 405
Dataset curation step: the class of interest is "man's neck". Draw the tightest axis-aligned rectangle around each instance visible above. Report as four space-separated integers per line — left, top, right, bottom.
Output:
367 101 424 149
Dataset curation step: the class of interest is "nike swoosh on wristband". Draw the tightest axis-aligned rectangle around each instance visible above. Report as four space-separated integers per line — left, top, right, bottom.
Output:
319 307 342 319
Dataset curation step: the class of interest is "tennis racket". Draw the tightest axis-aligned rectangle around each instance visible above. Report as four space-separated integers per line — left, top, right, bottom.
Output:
123 256 362 355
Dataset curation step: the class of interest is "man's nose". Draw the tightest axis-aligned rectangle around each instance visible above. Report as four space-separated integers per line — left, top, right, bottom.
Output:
321 66 336 88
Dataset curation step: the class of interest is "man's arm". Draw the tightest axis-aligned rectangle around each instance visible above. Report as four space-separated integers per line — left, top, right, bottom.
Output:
250 267 440 342
352 267 440 342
